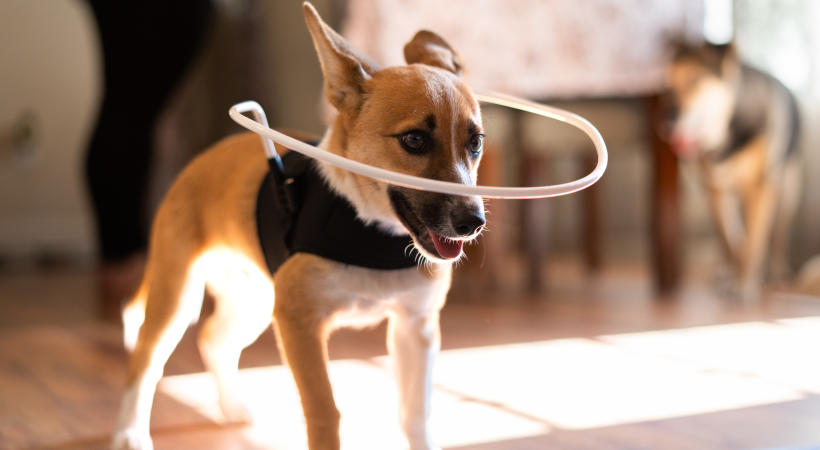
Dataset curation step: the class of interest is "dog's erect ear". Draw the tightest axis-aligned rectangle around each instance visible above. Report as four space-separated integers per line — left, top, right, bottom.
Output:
404 30 463 76
664 34 693 61
303 2 379 113
703 41 738 75
706 41 737 61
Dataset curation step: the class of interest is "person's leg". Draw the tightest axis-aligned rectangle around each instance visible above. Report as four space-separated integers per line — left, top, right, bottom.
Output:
85 0 213 318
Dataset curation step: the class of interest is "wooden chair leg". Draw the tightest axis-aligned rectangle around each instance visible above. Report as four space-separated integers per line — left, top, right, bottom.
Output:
582 153 602 272
463 143 505 291
646 95 680 293
522 153 550 292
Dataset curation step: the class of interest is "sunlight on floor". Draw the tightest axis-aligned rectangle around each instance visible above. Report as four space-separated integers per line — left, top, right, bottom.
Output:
159 316 820 449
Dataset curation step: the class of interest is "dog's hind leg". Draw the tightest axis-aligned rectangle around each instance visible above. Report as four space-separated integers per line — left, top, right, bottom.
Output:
770 159 802 282
199 254 274 423
112 251 206 450
740 180 778 301
388 309 441 450
122 280 148 353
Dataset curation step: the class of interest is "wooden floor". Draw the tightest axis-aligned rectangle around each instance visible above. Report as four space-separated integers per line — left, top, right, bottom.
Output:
2 261 820 449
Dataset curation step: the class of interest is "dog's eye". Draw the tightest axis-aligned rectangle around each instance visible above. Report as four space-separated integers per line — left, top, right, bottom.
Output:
398 131 430 154
468 134 484 156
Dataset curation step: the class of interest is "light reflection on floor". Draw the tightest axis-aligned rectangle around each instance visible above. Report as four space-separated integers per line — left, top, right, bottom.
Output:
159 316 820 449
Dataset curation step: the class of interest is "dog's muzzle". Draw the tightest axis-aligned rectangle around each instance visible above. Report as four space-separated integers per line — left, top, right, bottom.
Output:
389 188 485 261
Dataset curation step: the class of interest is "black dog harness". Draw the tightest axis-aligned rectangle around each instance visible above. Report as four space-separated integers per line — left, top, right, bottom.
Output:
256 150 418 275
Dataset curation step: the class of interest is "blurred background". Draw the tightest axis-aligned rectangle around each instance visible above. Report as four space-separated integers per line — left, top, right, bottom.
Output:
1 0 820 449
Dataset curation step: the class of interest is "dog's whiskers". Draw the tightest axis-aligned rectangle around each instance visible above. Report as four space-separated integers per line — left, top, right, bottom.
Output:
403 242 429 268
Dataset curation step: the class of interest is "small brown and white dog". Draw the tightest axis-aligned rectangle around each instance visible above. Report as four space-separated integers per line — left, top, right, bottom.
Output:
664 40 801 301
112 3 485 450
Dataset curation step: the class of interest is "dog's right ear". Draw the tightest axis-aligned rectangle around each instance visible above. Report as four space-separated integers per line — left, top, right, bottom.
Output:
404 30 463 77
702 41 738 76
664 33 692 61
303 2 379 114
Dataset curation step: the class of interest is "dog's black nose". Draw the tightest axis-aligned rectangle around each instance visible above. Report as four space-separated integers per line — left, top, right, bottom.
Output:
453 210 486 236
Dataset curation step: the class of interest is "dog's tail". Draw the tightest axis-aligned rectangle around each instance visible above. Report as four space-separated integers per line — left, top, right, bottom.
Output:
796 255 820 297
122 279 148 352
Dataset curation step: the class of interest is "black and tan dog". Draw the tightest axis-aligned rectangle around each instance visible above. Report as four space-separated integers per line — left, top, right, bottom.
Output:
112 3 485 449
665 40 801 301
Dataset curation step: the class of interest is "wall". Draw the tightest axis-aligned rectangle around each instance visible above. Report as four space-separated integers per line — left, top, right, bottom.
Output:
0 0 334 265
0 0 100 263
734 0 820 265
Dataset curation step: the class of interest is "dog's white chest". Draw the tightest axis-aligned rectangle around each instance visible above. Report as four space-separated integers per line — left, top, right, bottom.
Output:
308 261 451 329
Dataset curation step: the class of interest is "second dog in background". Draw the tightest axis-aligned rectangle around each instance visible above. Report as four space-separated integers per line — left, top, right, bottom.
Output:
665 40 801 301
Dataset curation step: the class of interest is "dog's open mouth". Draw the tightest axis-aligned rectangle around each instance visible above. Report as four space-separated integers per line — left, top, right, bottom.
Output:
428 229 464 259
388 189 463 261
670 132 699 157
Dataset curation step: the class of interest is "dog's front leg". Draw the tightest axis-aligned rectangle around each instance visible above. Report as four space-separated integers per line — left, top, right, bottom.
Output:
707 186 746 269
388 309 441 450
274 300 339 449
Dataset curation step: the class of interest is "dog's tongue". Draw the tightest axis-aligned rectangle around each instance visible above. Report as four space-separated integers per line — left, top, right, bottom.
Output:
670 133 697 157
429 229 463 260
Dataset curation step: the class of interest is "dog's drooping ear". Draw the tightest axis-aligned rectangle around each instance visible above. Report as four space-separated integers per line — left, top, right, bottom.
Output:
303 2 379 113
404 30 463 77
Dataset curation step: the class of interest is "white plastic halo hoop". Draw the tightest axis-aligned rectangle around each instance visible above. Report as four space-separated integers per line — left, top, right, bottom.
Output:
228 92 607 199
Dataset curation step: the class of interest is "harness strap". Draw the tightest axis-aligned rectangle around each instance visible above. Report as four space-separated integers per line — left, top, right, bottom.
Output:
256 151 419 275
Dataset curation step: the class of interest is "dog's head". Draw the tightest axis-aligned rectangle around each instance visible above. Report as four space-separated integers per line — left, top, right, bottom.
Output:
664 40 740 158
303 3 485 263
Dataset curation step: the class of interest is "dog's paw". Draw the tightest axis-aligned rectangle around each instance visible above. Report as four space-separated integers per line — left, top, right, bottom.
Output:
111 428 153 450
739 283 763 303
405 435 439 450
408 445 440 450
219 396 254 424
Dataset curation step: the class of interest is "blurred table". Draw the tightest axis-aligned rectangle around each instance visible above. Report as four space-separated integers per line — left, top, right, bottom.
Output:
343 0 705 292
